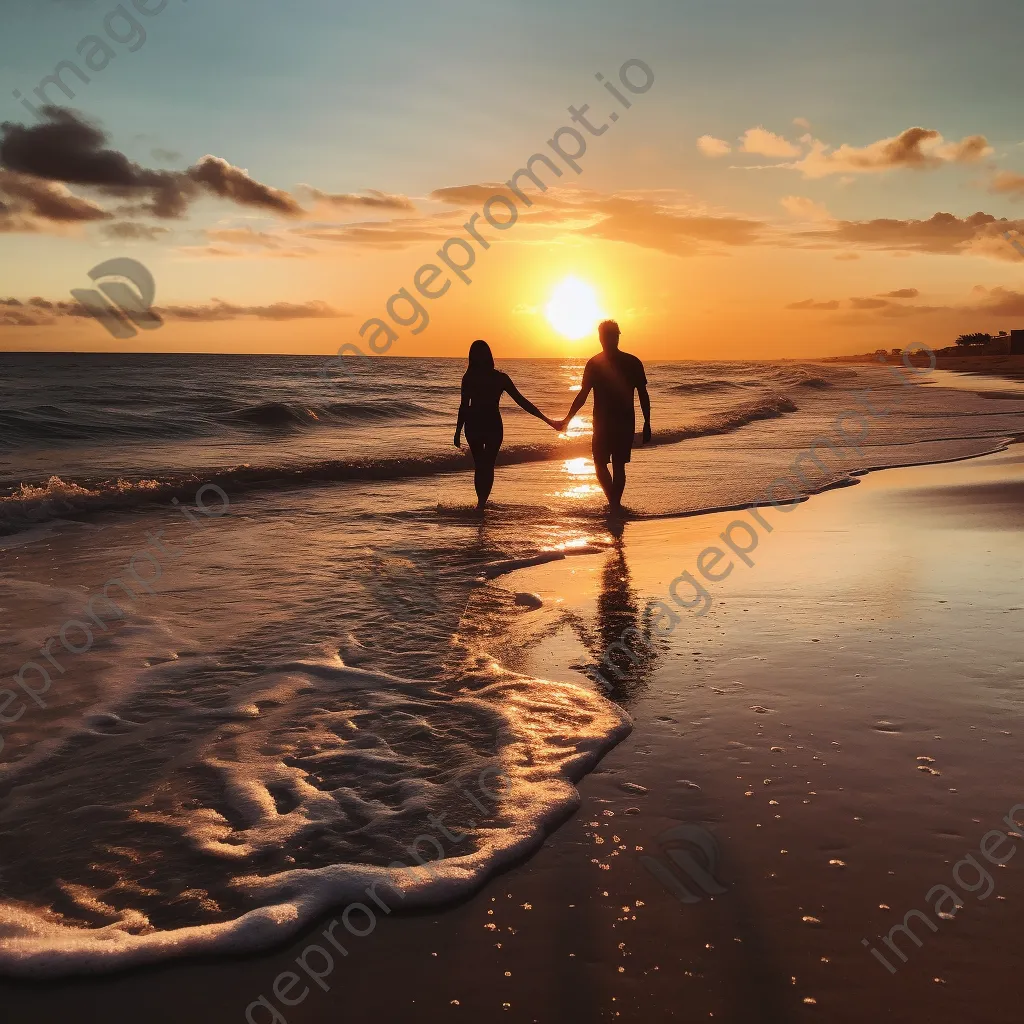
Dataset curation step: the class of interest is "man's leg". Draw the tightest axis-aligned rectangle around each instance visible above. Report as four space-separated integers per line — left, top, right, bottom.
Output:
610 457 627 508
594 457 614 505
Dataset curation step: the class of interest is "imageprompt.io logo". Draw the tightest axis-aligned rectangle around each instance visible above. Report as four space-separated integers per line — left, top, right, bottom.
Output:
639 824 728 904
71 258 163 340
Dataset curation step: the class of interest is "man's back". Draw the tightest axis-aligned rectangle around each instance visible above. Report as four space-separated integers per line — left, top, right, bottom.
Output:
584 348 647 428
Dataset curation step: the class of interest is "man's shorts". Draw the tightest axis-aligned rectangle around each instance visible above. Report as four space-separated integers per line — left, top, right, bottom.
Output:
592 423 635 465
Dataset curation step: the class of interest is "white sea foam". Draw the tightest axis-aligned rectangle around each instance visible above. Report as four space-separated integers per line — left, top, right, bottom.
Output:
0 657 630 977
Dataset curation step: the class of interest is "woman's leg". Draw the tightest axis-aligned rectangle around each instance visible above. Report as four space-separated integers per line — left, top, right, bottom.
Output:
475 443 497 508
468 424 502 509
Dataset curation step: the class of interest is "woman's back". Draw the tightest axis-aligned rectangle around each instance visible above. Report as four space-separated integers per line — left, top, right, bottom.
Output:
462 368 508 422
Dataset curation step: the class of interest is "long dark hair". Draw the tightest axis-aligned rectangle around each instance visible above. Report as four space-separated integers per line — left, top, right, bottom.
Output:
467 339 494 373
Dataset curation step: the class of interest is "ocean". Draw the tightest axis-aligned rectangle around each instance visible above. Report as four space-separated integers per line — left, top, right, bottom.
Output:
0 352 1021 976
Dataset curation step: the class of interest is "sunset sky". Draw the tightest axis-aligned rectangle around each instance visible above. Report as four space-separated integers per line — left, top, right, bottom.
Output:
4 0 1024 359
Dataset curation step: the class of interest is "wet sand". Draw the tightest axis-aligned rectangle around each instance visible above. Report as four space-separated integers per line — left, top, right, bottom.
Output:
935 354 1024 377
2 446 1022 1024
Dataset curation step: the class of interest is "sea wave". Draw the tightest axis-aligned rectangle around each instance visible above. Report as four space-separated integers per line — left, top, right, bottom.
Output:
222 399 437 430
0 395 799 534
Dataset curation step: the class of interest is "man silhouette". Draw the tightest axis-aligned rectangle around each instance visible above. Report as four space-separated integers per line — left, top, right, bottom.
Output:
558 319 651 510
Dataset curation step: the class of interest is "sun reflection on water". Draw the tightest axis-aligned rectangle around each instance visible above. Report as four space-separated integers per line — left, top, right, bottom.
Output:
557 456 603 500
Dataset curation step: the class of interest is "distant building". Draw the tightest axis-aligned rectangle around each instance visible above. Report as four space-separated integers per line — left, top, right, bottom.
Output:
983 330 1024 355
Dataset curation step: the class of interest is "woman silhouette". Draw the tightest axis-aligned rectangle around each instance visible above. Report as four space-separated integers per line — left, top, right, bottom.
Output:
454 340 558 510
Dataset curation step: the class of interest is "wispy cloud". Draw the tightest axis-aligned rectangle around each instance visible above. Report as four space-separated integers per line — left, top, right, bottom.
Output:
0 295 348 326
300 186 416 214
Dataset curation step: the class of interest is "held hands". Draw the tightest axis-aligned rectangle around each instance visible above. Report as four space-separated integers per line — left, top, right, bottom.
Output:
545 416 565 432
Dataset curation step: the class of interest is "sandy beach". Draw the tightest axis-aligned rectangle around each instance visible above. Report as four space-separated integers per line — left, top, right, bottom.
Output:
2 438 1021 1024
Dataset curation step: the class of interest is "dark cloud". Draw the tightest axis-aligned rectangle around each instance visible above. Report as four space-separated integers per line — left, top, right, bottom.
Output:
0 169 109 223
878 288 919 298
189 156 302 216
0 107 173 191
0 107 304 225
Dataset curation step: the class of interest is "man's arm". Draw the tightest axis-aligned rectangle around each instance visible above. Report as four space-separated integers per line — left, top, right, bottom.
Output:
637 361 651 443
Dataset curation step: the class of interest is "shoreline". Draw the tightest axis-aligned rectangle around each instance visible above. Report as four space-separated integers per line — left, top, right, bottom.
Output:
2 443 1023 1023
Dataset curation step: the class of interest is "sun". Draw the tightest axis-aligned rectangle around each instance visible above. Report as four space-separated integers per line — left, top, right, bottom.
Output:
545 277 604 341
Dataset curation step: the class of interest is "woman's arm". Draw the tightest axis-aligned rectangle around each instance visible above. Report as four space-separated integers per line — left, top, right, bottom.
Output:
455 375 470 446
503 375 555 425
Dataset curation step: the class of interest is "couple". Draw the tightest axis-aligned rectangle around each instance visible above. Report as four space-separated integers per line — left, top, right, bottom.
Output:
454 319 651 512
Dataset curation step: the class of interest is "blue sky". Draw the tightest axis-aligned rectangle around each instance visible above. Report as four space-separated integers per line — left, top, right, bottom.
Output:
3 0 1024 357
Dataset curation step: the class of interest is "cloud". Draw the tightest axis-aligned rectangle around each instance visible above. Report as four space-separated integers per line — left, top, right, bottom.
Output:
0 107 304 224
579 195 763 255
436 185 765 256
741 127 800 158
780 195 832 221
293 217 460 250
793 117 811 131
964 286 1024 317
879 287 919 298
935 135 992 163
301 186 416 212
990 171 1024 197
0 296 92 326
786 299 841 310
431 183 519 206
785 295 947 319
188 156 302 216
697 135 731 158
307 185 765 258
186 226 317 258
101 221 169 240
798 210 1024 257
207 227 297 249
786 127 993 178
0 296 349 326
0 169 110 224
156 300 346 321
